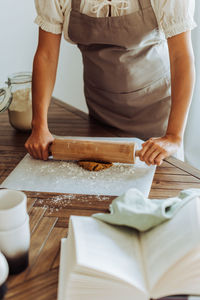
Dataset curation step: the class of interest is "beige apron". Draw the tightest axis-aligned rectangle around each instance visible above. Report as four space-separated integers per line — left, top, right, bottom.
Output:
68 0 171 140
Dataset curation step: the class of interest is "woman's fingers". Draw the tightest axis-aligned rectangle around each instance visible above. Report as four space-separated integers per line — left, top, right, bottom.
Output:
25 141 45 160
138 135 181 166
25 143 35 159
154 153 166 166
25 128 54 161
139 141 153 158
138 139 168 166
34 146 40 159
139 140 157 165
41 143 50 161
28 143 50 160
140 145 158 165
34 144 42 160
39 146 45 161
140 147 165 166
147 149 161 165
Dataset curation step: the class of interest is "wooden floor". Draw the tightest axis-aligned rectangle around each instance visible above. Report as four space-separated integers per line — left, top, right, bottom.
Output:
1 98 200 300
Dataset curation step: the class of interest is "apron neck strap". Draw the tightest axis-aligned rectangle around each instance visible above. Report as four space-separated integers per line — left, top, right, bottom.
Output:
71 0 81 12
139 0 151 9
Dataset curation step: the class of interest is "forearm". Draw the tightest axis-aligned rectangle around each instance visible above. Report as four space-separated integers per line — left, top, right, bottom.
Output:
139 33 195 166
166 55 195 140
26 30 61 160
31 51 58 130
166 35 195 141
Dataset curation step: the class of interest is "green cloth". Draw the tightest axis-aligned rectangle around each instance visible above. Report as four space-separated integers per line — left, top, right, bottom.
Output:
93 188 200 231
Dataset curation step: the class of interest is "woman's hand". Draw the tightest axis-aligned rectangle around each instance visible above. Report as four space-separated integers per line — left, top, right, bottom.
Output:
25 127 54 161
138 134 182 166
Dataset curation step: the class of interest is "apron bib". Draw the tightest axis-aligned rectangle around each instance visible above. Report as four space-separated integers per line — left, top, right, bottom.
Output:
68 0 171 140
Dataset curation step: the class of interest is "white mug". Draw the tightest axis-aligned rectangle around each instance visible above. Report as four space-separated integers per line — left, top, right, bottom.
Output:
0 189 27 231
0 252 9 300
0 215 30 274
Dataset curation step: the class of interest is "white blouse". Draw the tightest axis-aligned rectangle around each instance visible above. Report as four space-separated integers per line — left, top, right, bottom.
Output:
34 0 196 43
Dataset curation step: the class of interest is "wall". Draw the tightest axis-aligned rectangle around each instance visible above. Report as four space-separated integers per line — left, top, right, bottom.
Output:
53 40 88 113
0 1 37 86
0 0 87 113
184 4 200 169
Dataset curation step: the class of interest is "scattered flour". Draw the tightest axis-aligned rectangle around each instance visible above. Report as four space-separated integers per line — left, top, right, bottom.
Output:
2 154 155 196
21 157 146 195
37 160 135 180
37 193 112 210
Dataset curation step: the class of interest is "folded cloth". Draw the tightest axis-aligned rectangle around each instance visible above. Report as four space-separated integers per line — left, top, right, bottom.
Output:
93 188 200 231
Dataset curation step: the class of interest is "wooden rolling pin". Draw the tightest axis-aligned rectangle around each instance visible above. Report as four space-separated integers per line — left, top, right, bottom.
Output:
50 139 139 164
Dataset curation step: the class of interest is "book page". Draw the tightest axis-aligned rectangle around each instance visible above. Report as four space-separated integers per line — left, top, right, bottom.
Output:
140 198 200 290
58 224 78 300
58 239 69 300
70 216 148 295
151 246 200 298
68 273 148 300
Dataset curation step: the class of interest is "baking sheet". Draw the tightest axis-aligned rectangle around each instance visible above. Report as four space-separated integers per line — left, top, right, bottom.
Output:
0 137 156 197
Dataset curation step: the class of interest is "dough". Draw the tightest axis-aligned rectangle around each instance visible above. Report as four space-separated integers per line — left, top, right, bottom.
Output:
77 161 113 171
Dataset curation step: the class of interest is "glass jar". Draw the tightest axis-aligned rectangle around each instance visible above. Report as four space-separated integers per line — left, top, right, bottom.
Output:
0 72 32 131
0 88 12 113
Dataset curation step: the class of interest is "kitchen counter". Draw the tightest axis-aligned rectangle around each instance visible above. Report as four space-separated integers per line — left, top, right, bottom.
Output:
1 98 200 300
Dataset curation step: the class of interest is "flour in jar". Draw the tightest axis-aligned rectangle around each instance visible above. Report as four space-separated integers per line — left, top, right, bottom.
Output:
8 88 32 131
9 88 31 112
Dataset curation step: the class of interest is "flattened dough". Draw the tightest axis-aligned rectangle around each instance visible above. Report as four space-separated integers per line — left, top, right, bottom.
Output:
77 161 113 171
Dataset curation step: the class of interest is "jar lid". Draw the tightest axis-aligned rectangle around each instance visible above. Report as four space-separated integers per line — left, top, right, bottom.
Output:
0 88 12 113
0 252 9 285
7 72 32 86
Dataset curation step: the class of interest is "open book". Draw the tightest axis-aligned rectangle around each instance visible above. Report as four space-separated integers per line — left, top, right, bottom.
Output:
58 198 200 300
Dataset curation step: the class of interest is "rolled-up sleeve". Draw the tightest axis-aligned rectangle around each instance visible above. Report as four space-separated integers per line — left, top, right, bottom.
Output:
151 0 197 39
34 0 65 34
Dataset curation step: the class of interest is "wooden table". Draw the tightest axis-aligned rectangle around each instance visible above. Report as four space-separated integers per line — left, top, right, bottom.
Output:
1 99 200 300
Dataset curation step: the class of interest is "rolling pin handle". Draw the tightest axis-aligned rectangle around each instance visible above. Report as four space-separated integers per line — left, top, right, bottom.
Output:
135 150 140 157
